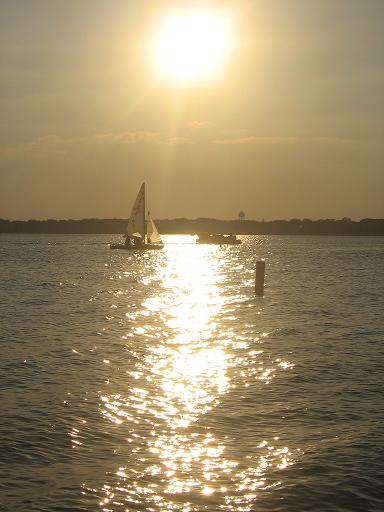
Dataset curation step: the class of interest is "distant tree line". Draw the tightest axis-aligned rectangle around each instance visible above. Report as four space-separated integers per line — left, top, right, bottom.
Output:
1 217 384 235
158 217 384 235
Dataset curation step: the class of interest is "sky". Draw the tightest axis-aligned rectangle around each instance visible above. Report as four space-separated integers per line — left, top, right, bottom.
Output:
0 0 383 221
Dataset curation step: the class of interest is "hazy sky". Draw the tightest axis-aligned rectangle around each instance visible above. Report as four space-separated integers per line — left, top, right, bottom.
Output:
1 0 383 220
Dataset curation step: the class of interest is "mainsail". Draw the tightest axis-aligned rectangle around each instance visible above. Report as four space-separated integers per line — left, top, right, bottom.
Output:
126 183 146 239
147 211 162 245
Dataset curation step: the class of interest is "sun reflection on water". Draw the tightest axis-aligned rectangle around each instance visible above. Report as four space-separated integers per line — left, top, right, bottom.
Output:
92 239 296 511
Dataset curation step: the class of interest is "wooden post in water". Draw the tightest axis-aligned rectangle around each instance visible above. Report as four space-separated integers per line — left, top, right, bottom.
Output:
255 260 265 296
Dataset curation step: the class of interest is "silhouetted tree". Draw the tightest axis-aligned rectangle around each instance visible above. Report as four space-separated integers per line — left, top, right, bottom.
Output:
238 211 245 222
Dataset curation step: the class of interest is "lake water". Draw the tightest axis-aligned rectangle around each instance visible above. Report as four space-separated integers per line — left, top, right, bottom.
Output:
0 234 383 512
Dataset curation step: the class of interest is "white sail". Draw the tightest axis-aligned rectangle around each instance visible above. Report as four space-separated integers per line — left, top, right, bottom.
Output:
110 182 163 250
126 183 146 238
147 211 163 245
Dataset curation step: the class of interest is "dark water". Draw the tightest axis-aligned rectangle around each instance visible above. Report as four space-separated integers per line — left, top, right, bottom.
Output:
0 234 383 512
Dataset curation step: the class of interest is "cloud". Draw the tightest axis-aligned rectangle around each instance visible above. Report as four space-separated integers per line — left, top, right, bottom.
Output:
211 135 376 149
0 135 69 159
94 131 160 144
0 130 196 160
212 136 299 145
190 120 210 129
165 136 193 145
1 129 376 163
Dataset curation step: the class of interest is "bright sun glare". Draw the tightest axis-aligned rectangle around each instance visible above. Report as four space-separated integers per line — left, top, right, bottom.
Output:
151 9 233 83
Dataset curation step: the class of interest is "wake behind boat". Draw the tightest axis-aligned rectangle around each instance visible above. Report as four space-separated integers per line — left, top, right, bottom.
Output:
110 183 164 250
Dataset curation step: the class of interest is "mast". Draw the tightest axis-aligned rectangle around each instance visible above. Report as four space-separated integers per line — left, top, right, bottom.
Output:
142 182 146 242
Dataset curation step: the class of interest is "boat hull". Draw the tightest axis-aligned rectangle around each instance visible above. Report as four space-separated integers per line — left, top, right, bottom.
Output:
196 233 242 245
109 244 163 250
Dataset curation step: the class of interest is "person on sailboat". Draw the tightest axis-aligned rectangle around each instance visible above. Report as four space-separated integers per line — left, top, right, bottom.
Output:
133 234 143 247
124 235 133 247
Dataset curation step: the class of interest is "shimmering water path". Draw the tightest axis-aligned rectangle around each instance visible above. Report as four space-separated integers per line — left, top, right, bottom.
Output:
1 235 383 511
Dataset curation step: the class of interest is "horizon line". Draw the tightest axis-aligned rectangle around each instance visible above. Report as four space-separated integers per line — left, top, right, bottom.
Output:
1 217 383 223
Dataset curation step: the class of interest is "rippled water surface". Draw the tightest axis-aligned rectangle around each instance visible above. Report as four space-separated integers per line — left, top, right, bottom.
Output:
1 234 383 512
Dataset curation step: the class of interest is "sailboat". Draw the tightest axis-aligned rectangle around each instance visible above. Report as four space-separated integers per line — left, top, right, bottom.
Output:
110 183 164 250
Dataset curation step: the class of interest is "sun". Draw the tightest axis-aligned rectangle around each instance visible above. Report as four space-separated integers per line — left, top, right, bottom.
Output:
151 9 233 83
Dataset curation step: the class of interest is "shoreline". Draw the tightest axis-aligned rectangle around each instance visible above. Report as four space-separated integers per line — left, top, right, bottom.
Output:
1 218 383 236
